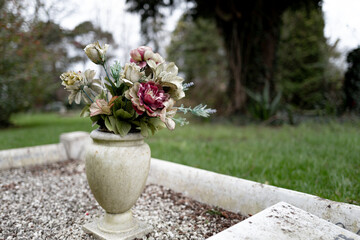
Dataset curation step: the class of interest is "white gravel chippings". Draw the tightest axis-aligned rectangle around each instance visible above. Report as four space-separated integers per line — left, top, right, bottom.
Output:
0 160 246 240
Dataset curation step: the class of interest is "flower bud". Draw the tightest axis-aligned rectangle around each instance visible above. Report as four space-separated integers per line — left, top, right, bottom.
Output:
84 42 109 64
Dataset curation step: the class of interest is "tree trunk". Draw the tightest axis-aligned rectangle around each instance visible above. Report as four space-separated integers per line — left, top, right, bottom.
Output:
214 0 285 114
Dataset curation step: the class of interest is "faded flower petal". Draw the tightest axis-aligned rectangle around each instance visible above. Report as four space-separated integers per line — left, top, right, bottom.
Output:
75 92 82 104
143 50 154 61
84 42 109 64
60 71 82 87
159 98 177 130
150 62 185 100
130 46 164 68
151 53 164 64
89 99 113 117
61 69 103 105
122 63 144 84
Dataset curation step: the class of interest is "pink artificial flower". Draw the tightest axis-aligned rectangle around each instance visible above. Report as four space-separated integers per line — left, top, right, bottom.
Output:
130 46 152 68
127 81 169 117
129 46 164 68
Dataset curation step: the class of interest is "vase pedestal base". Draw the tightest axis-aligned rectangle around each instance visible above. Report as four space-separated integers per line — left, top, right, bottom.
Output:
83 219 152 240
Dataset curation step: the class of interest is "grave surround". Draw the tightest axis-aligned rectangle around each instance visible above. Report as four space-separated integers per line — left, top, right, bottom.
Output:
208 202 360 240
0 131 359 239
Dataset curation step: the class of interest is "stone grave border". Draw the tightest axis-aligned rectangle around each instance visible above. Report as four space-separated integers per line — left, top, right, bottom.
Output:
0 131 359 236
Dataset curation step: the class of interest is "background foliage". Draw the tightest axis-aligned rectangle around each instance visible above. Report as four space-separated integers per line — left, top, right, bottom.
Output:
0 0 358 127
167 16 229 113
344 47 360 112
0 0 114 127
275 6 343 114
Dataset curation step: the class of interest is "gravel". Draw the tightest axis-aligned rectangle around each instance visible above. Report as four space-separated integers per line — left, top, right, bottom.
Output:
0 160 247 240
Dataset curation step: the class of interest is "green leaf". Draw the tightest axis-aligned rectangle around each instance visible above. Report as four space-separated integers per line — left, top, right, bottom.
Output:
140 121 149 137
90 115 101 122
104 116 114 132
108 116 118 134
115 109 133 119
147 122 157 135
115 120 131 137
149 118 166 130
245 88 261 103
125 100 134 112
105 83 115 96
80 105 90 117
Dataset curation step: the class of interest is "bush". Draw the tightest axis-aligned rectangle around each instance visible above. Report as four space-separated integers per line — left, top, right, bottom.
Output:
344 47 360 112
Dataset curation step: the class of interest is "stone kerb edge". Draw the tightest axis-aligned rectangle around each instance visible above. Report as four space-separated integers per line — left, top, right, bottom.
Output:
0 131 90 170
147 158 360 234
0 143 67 170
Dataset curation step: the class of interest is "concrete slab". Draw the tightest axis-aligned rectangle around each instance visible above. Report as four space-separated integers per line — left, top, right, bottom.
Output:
207 202 360 240
147 158 360 234
0 143 67 170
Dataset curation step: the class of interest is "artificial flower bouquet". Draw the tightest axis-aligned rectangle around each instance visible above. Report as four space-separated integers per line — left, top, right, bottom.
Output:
60 42 215 137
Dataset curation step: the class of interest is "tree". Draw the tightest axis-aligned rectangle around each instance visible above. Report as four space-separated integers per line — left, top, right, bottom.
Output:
275 5 343 111
0 0 114 127
344 47 360 112
167 16 229 112
126 0 321 114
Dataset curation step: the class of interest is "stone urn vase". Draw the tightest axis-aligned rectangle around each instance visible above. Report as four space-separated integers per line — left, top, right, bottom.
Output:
83 129 152 239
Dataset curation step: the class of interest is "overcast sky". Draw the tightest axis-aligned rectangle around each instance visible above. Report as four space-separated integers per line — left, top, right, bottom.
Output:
53 0 360 65
323 0 360 52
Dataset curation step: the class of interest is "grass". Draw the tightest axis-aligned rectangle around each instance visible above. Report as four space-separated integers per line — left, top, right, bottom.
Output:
0 113 95 149
1 113 359 205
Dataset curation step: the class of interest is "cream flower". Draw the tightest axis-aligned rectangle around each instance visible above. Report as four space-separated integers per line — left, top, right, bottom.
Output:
149 62 185 100
60 71 83 87
160 98 177 130
121 63 144 84
84 42 109 64
63 69 103 104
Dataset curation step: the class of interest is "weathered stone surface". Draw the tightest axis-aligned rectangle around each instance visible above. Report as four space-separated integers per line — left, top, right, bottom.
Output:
0 143 67 170
60 131 91 160
208 202 360 240
147 158 360 234
83 219 152 240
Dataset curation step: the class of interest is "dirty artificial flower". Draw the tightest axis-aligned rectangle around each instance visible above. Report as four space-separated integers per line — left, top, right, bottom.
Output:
160 98 177 130
130 46 152 68
60 71 83 87
130 46 164 68
64 69 102 104
121 63 144 84
125 81 169 117
89 97 117 117
84 42 109 64
150 62 185 100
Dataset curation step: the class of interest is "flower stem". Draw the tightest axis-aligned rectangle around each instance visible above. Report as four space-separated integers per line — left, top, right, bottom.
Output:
82 89 94 103
102 63 116 94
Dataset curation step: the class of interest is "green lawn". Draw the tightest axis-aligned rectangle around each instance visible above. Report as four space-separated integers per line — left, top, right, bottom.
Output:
1 113 359 205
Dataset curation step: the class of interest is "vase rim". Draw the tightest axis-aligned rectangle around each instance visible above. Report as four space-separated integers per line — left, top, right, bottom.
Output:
90 129 144 142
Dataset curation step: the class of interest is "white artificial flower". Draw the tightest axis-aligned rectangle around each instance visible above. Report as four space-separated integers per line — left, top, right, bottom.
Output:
121 63 144 85
84 42 109 64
